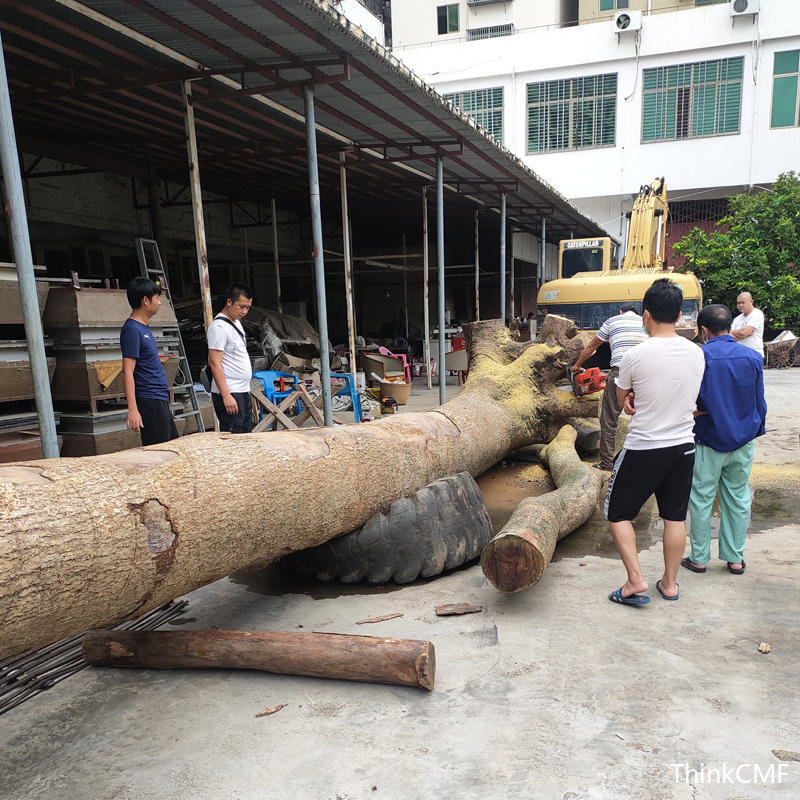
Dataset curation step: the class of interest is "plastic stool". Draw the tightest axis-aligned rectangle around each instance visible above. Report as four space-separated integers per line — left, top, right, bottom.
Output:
330 372 363 423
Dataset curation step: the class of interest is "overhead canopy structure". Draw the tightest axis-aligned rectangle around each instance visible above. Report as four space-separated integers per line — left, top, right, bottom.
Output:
2 0 608 241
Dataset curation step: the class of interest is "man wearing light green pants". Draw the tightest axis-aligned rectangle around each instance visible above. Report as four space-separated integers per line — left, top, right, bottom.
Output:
682 304 767 576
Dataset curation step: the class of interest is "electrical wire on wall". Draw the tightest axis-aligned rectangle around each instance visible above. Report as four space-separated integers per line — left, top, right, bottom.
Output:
624 29 642 103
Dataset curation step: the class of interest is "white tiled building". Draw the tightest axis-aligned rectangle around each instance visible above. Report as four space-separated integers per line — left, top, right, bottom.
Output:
389 0 800 269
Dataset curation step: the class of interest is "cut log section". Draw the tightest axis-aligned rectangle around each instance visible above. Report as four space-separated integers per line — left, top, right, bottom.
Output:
0 317 596 659
480 425 604 593
82 629 435 691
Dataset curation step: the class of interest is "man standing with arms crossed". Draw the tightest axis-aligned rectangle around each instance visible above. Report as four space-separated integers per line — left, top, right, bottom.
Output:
604 279 705 606
207 283 254 433
571 304 648 471
681 304 766 576
731 291 764 358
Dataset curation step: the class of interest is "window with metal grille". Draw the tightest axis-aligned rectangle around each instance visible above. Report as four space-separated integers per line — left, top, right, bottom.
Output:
526 74 617 153
443 87 504 142
669 198 729 224
437 4 459 35
642 57 744 142
466 23 514 40
771 50 800 128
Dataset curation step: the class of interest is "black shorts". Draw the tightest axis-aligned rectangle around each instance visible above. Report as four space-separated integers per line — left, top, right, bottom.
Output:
604 442 696 523
136 397 179 447
212 391 253 434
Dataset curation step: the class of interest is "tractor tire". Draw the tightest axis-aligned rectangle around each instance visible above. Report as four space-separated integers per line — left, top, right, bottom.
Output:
282 472 494 585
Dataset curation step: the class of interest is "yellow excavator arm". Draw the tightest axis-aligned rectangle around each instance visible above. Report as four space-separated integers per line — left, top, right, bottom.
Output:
622 176 668 271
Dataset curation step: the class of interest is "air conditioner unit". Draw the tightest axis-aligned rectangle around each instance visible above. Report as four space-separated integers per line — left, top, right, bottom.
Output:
730 0 760 15
614 10 642 33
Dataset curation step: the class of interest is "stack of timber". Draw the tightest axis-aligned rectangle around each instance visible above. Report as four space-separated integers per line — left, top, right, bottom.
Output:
0 264 58 463
43 287 180 456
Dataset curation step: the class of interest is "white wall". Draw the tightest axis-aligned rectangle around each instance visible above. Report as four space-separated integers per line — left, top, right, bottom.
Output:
338 0 385 45
393 0 800 230
391 0 563 48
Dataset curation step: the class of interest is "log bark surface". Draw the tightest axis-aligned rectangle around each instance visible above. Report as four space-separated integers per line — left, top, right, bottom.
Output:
82 629 435 691
480 425 604 593
0 317 596 658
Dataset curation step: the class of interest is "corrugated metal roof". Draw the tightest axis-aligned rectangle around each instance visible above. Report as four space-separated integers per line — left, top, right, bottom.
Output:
3 0 609 242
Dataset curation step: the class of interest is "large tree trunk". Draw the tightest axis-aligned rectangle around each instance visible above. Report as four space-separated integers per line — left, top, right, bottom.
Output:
480 425 604 592
83 629 435 690
0 317 596 659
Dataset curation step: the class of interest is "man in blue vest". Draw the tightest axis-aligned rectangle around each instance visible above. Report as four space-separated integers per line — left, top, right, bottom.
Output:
681 304 767 576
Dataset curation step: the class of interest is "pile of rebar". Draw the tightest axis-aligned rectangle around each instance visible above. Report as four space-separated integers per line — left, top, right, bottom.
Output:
0 600 188 715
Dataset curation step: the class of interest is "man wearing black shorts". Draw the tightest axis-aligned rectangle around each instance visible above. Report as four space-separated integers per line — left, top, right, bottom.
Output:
121 277 179 447
605 279 705 606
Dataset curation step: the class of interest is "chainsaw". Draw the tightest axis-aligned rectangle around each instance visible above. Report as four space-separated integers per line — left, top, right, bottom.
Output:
567 366 606 398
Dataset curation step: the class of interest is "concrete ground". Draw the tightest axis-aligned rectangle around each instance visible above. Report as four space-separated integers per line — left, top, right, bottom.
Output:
2 371 799 800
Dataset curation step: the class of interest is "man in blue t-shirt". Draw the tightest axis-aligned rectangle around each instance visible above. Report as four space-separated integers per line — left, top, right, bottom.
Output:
682 304 767 576
120 277 178 446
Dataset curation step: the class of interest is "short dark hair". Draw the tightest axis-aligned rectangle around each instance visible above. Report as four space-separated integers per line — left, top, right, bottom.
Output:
620 304 638 314
126 277 161 310
225 283 252 304
642 278 683 324
697 304 732 335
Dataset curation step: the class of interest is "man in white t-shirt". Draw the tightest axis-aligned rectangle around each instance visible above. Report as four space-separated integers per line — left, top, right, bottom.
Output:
604 279 705 607
731 291 764 357
207 283 253 433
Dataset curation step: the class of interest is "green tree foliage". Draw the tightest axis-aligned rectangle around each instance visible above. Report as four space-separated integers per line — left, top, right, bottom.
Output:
673 171 800 333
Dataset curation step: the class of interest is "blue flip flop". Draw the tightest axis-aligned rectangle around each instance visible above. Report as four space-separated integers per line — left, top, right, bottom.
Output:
608 587 650 606
656 579 679 601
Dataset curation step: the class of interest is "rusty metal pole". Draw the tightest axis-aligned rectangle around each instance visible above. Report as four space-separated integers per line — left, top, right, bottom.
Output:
303 84 332 426
271 197 282 313
402 233 409 341
339 152 357 392
181 81 213 330
436 157 446 407
474 209 480 321
500 192 506 325
510 226 515 321
422 186 431 391
0 30 58 458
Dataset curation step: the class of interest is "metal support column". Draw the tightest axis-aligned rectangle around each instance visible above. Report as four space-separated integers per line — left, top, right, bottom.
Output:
509 227 515 321
402 233 409 340
271 197 282 313
339 152 357 390
181 81 213 330
540 216 547 286
422 186 431 391
500 193 507 325
0 30 58 458
474 209 480 321
436 158 446 406
304 85 332 426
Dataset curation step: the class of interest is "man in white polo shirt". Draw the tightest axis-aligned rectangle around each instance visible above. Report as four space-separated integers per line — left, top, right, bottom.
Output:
207 283 253 433
731 291 764 358
571 304 648 471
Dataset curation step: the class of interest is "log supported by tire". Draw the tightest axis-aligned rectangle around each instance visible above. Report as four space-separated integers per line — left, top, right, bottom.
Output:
480 425 604 593
83 629 435 691
0 317 596 659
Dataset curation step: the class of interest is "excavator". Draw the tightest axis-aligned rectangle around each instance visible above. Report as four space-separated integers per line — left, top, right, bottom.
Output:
535 177 702 365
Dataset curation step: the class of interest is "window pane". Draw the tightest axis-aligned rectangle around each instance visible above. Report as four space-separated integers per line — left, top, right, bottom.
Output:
437 6 447 35
771 75 798 127
718 82 741 133
774 50 799 76
448 4 459 32
600 0 614 10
